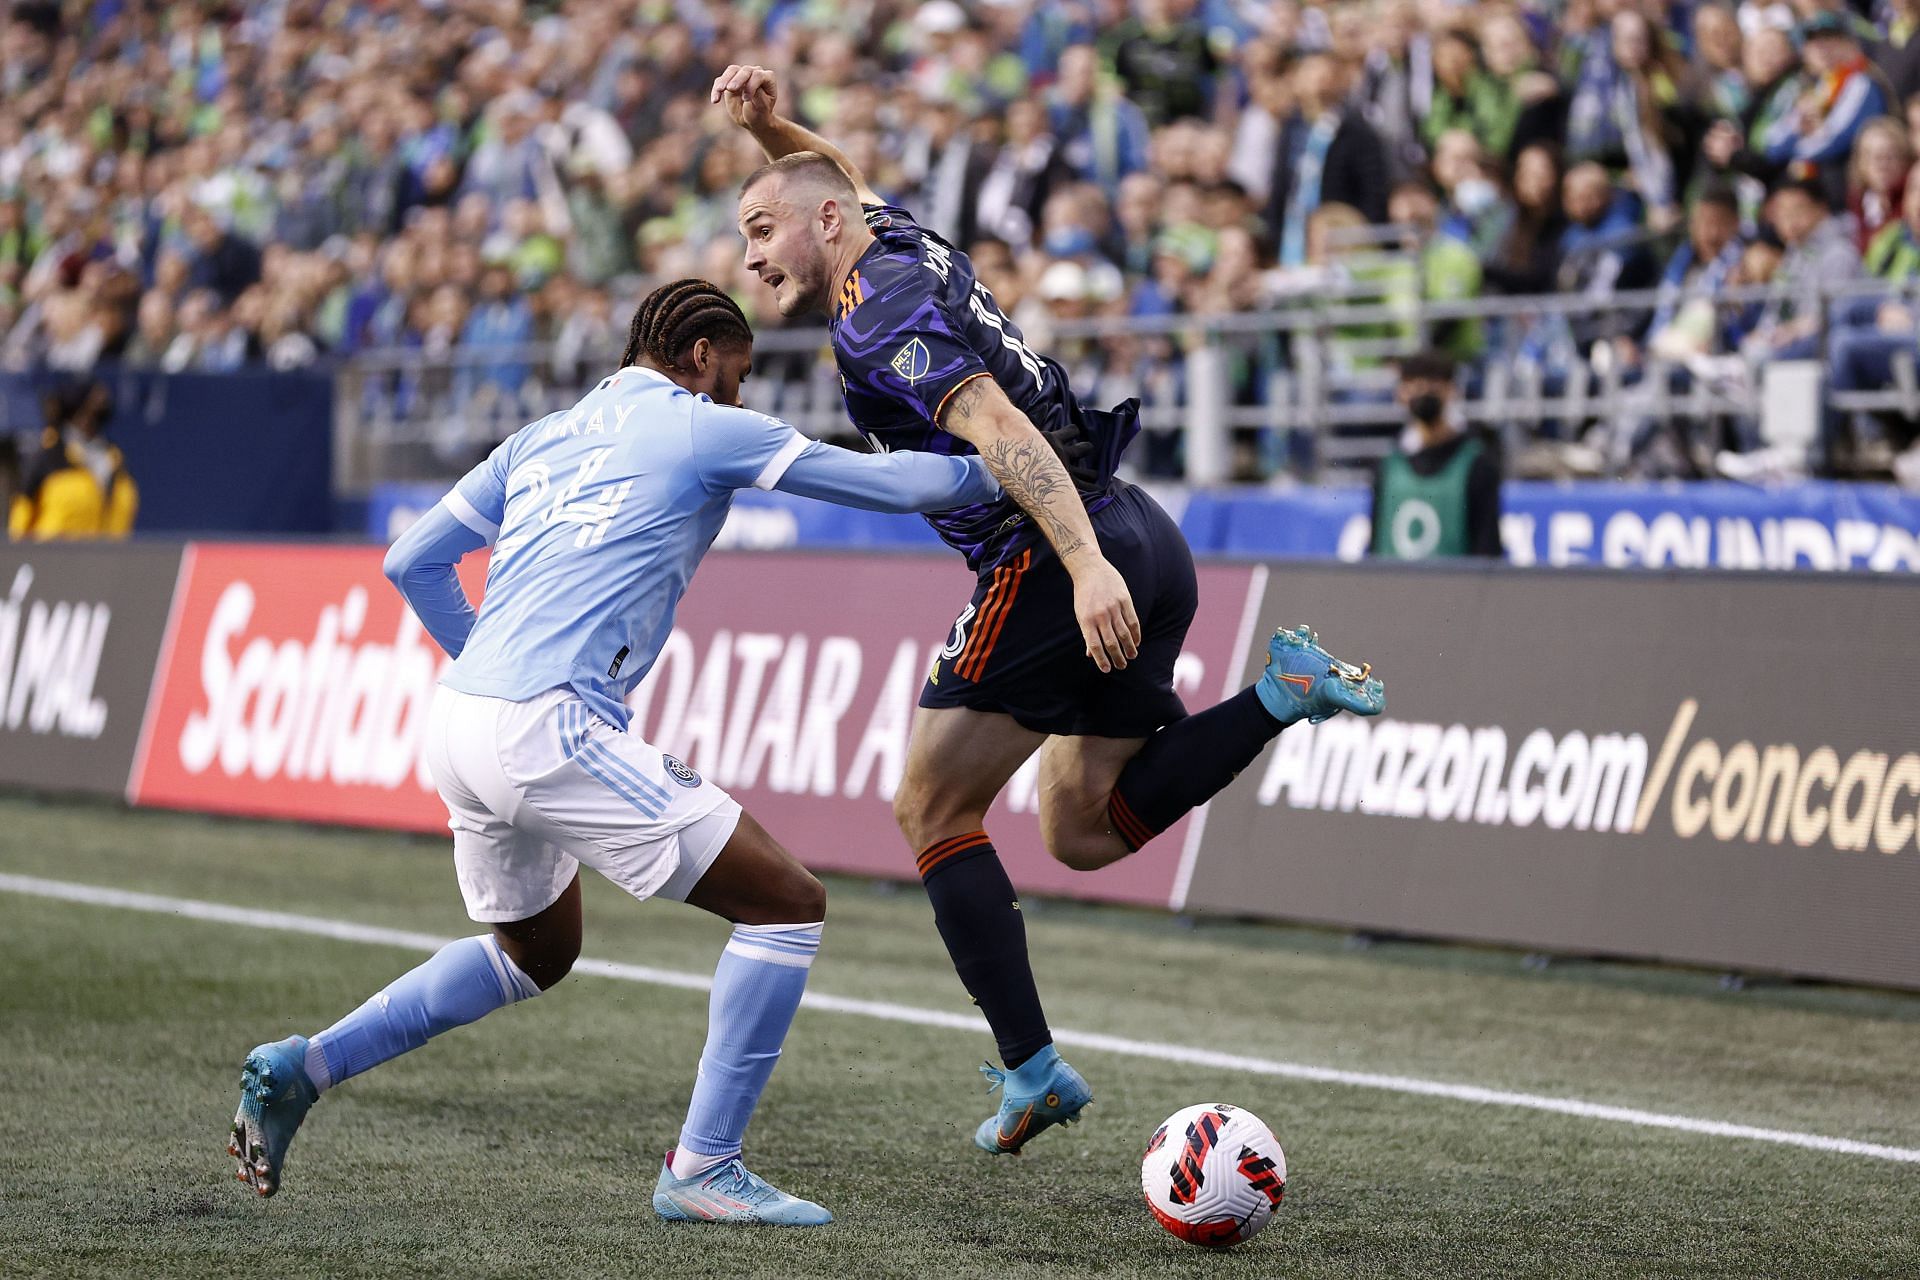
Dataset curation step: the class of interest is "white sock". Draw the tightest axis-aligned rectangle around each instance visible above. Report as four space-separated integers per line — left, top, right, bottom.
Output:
670 1144 734 1180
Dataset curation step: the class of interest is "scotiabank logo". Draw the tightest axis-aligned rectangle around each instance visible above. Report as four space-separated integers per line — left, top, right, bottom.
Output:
1255 699 1918 856
130 545 481 830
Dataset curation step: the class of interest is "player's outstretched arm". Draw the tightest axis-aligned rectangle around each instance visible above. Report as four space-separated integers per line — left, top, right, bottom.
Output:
939 375 1141 673
711 64 881 206
772 442 1000 514
383 502 488 658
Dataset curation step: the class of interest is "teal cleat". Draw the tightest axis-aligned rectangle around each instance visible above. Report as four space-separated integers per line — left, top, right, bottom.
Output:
1255 624 1386 725
652 1152 833 1226
973 1045 1092 1155
228 1035 318 1198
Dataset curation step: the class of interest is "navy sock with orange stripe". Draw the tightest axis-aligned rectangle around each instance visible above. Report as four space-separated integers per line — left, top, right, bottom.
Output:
1107 686 1286 851
917 831 1052 1069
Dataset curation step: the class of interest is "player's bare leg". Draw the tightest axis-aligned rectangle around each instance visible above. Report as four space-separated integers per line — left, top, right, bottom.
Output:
654 808 832 1225
893 705 1044 852
893 704 1092 1152
1036 735 1147 872
682 809 826 925
491 872 582 990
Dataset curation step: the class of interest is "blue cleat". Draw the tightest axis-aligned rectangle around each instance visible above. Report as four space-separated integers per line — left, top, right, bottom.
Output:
652 1152 833 1226
1255 624 1386 725
228 1035 318 1198
973 1045 1092 1155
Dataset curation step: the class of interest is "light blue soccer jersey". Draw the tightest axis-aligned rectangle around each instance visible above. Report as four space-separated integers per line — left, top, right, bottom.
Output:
387 365 996 730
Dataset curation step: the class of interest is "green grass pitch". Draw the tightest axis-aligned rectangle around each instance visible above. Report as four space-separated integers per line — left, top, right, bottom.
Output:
2 794 1918 1279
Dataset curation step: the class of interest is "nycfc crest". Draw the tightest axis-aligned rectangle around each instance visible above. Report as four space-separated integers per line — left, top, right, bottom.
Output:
662 754 702 788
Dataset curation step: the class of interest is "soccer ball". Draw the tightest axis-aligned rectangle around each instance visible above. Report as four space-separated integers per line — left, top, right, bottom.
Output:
1140 1103 1286 1248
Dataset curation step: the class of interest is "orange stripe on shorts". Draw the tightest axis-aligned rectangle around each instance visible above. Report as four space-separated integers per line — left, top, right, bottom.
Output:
958 549 1030 681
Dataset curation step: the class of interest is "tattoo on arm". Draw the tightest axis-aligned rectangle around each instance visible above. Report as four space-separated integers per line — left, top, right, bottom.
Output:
949 379 1088 559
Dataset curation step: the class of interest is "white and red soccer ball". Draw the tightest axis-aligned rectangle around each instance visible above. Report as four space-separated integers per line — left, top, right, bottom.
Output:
1141 1103 1286 1248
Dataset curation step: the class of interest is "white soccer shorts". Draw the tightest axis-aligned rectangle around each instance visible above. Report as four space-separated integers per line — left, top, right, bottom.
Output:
424 684 740 923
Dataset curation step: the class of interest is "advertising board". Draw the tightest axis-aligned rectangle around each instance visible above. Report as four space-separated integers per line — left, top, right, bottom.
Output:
1186 563 1920 988
0 543 184 796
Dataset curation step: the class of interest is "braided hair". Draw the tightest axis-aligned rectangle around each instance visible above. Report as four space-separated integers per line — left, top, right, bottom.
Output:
620 278 752 371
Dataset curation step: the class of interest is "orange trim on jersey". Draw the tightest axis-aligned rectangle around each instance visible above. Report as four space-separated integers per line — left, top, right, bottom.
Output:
1109 791 1157 849
836 270 868 319
932 371 994 428
917 830 992 877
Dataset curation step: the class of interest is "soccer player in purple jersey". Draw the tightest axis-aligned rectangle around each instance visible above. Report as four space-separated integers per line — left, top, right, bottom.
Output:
713 65 1385 1156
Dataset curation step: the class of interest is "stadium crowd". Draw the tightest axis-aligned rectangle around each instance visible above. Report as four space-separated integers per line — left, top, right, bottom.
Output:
5 0 1920 482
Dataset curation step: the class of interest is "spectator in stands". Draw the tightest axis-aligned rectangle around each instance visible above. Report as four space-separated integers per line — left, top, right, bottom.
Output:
1876 0 1920 101
1564 7 1687 231
1048 44 1152 197
1228 40 1293 204
976 99 1075 250
1353 0 1432 182
457 262 533 401
461 93 551 208
123 290 175 368
8 380 137 541
1687 4 1751 123
1269 53 1391 267
1434 132 1516 262
345 113 408 239
1485 144 1569 297
1644 184 1746 361
1369 351 1503 559
1557 163 1660 359
1105 0 1219 127
1703 26 1810 195
1486 11 1567 157
1423 31 1519 159
1113 171 1164 277
1763 15 1892 207
901 96 993 250
1388 180 1485 359
1742 176 1863 361
1805 163 1920 484
183 206 262 306
1721 231 1786 351
1847 117 1913 251
0 0 1914 485
198 293 252 371
1865 159 1920 280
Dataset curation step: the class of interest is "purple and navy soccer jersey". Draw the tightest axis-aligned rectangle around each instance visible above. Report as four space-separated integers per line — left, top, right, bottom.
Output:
829 203 1120 571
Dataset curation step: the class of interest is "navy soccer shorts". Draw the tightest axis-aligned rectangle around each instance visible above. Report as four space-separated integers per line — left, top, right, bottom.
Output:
920 482 1199 738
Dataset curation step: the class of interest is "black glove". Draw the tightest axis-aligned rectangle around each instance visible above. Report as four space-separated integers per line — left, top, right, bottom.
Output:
1041 422 1099 488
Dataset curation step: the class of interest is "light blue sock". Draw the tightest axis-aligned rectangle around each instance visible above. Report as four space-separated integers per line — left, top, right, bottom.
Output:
304 935 541 1092
671 921 823 1178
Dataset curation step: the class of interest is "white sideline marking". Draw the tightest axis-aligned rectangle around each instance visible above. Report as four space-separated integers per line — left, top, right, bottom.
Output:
5 871 1918 1166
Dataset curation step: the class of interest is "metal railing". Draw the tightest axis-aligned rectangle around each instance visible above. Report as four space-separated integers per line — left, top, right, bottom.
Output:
334 274 1920 495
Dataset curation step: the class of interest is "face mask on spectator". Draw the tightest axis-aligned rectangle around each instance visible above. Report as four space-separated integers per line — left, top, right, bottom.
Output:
1455 178 1499 217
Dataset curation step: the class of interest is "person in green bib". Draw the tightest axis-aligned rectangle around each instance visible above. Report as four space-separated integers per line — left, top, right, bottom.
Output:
1369 351 1504 559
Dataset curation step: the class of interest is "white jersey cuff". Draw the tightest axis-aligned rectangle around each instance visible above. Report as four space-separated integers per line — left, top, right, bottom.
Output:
444 490 500 541
752 431 811 492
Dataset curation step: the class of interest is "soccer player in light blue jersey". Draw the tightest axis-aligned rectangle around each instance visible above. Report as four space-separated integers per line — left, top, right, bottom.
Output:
227 280 1001 1226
